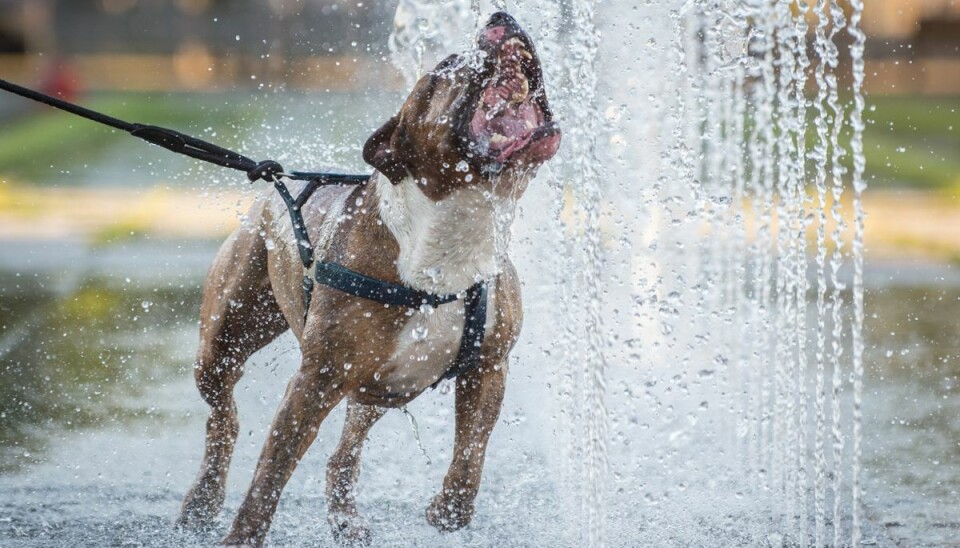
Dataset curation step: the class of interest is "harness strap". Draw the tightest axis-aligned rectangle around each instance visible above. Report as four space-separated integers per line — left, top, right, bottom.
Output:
314 261 489 387
272 180 369 320
435 281 488 385
274 178 321 320
273 178 324 268
315 262 461 309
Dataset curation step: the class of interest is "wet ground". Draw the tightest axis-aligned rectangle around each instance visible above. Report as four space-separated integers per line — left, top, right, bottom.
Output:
859 263 960 546
0 233 956 546
0 236 579 547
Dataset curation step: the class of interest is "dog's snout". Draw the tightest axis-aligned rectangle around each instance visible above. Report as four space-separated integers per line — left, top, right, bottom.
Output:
481 11 523 44
482 25 508 44
487 11 519 30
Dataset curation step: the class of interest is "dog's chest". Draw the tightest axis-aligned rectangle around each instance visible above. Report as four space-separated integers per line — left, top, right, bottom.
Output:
263 178 505 393
377 177 514 294
370 292 495 394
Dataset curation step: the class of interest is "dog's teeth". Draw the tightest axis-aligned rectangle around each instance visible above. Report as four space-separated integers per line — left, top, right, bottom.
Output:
520 50 532 60
511 77 530 103
490 134 508 144
504 38 524 48
526 120 536 129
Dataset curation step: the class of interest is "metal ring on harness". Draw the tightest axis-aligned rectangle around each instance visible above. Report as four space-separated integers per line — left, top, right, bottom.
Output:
248 160 285 182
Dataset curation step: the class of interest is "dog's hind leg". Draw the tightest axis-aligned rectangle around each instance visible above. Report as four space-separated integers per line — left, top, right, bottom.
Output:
176 215 289 531
326 400 387 545
427 361 507 533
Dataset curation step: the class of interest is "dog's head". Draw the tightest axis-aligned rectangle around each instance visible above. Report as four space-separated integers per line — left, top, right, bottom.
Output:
364 12 561 199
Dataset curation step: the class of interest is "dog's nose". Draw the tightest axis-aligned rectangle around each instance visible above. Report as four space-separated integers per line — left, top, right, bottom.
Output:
486 11 519 30
481 11 523 44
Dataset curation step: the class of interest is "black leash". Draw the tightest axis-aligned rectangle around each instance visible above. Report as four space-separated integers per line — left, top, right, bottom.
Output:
0 77 488 386
0 77 370 185
0 76 368 317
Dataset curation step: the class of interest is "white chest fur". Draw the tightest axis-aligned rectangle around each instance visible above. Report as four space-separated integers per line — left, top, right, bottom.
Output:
372 174 514 391
375 174 516 295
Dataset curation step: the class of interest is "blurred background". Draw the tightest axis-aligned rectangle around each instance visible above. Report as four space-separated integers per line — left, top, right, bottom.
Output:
0 0 957 251
0 1 957 546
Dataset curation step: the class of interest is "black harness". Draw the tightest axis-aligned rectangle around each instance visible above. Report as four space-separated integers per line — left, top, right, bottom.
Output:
0 77 489 386
276 179 490 386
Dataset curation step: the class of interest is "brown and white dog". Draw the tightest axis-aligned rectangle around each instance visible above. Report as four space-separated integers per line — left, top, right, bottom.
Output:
174 12 560 547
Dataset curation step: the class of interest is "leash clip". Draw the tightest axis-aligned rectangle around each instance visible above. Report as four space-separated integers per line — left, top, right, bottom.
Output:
248 160 285 183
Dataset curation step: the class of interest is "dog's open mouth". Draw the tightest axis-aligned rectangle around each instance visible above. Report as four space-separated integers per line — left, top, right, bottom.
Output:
469 22 561 167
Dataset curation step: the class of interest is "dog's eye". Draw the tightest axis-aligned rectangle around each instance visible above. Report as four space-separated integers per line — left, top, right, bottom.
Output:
435 54 459 72
426 73 442 93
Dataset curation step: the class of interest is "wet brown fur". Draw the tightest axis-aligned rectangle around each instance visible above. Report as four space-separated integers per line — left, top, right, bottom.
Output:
174 182 522 546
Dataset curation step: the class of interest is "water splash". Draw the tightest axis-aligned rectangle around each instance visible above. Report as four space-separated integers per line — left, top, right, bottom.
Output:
561 2 607 546
387 0 867 545
848 0 867 545
811 1 832 543
400 406 432 466
389 0 476 88
826 4 849 545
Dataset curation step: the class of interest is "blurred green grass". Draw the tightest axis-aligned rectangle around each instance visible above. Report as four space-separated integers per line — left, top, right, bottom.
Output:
0 92 253 183
742 94 960 190
0 273 201 472
864 95 960 190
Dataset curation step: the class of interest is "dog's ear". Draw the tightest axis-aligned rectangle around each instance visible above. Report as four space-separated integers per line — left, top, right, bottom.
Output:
363 116 408 184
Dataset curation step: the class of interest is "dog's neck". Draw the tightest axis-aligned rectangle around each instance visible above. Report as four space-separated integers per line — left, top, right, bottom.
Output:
374 172 518 294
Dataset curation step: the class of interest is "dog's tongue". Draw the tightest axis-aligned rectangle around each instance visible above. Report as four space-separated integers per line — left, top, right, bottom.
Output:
472 101 542 156
469 37 559 165
487 103 537 139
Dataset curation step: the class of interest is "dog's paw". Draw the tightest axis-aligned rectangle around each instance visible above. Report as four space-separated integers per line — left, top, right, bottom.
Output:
328 511 372 546
176 482 226 532
425 494 473 533
174 499 220 533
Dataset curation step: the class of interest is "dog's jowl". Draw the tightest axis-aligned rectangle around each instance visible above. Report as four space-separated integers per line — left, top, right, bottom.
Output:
175 12 560 547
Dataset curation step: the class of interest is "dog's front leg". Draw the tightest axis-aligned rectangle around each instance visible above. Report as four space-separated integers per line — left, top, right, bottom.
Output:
221 362 344 547
326 400 387 544
427 360 507 533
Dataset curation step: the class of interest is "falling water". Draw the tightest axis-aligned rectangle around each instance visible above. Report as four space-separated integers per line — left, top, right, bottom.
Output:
811 0 832 543
391 0 866 545
826 3 849 546
848 1 867 546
